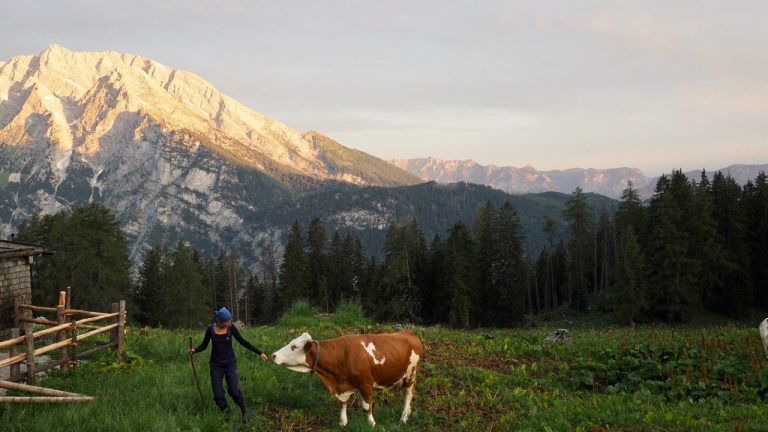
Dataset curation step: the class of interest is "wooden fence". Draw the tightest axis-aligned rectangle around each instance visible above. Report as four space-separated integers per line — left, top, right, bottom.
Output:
0 288 126 403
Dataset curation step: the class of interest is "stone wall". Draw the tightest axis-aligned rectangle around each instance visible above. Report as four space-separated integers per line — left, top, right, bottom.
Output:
0 256 32 337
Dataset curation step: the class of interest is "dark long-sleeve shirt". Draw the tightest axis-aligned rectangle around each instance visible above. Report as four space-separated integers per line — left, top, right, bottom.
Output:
194 324 262 365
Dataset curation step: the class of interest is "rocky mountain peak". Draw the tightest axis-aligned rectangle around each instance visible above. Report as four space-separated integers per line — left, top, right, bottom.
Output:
0 44 416 187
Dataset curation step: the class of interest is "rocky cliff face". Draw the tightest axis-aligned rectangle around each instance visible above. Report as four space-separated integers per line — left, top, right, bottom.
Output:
0 45 421 265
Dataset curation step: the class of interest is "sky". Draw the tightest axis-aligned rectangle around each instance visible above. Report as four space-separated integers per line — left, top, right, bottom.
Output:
1 0 767 176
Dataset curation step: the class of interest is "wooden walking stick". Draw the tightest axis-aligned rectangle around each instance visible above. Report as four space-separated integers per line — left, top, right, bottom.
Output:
188 336 205 405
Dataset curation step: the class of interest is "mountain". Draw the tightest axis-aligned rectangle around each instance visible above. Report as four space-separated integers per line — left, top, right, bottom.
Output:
390 157 648 198
392 158 768 199
0 44 420 192
0 45 596 267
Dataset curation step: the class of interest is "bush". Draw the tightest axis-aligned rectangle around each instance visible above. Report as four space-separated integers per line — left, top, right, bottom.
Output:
332 300 370 327
277 299 319 329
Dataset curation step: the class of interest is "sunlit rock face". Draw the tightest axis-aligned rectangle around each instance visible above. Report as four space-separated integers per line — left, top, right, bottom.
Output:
0 45 419 265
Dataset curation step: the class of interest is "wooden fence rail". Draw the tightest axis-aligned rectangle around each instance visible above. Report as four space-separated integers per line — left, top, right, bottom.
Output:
0 289 126 388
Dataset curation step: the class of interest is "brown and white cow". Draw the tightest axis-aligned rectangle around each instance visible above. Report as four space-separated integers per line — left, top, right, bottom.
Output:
271 330 424 427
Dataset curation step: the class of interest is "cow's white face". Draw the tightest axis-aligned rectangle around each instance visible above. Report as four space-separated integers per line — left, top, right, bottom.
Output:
271 332 313 373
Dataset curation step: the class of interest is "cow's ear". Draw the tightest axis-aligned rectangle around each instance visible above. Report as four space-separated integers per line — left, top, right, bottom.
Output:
303 341 313 353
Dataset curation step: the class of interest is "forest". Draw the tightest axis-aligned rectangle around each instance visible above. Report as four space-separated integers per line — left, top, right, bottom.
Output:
16 169 768 328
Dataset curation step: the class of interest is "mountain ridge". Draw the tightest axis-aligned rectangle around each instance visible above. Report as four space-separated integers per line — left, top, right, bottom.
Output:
391 157 768 199
0 44 421 195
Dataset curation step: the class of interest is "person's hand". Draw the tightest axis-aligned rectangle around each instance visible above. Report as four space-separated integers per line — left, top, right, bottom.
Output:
188 347 195 354
259 353 269 362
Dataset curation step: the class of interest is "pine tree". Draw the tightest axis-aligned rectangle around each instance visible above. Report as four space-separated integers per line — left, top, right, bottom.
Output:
493 201 527 326
246 273 265 324
709 172 751 315
164 241 208 327
423 235 448 324
474 201 498 326
306 217 328 311
615 226 645 324
134 246 165 326
689 171 725 312
376 221 427 322
279 220 306 311
744 172 768 308
615 181 644 238
20 204 131 311
563 187 593 312
445 221 477 328
259 230 280 322
645 171 699 322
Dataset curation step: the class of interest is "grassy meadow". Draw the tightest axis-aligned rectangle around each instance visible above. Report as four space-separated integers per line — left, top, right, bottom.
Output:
2 302 768 431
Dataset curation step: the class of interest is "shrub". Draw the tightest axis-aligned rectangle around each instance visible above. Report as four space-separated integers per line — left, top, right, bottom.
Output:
332 300 370 327
278 299 319 329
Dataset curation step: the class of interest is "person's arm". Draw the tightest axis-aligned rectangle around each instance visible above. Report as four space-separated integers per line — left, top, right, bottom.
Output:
231 326 262 355
191 327 212 353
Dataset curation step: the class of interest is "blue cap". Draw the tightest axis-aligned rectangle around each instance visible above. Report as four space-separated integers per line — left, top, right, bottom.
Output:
214 307 232 323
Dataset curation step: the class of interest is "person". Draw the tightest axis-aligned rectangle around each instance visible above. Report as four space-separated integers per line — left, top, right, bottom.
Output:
188 307 268 417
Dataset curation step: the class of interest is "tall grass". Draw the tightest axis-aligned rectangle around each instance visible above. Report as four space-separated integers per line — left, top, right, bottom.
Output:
1 315 767 431
331 300 370 327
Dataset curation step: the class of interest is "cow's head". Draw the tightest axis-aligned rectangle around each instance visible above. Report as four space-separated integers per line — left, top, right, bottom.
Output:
271 332 314 373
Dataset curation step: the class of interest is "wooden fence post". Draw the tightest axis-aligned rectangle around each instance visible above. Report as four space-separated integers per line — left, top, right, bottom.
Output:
117 300 125 363
56 305 69 371
9 328 20 381
65 286 72 309
111 302 126 363
23 322 35 383
70 319 78 367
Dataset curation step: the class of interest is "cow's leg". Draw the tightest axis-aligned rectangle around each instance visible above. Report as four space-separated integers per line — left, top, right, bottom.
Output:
336 391 354 426
360 385 376 427
400 383 415 423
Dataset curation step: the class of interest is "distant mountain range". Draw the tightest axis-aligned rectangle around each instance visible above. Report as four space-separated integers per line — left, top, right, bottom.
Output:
390 158 768 199
0 45 599 266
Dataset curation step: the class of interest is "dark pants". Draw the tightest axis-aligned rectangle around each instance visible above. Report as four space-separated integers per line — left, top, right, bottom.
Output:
210 361 244 411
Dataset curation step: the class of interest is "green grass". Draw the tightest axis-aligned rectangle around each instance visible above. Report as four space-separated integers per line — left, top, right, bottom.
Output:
2 306 768 431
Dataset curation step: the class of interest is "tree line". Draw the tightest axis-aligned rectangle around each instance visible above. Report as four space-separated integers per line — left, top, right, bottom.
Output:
549 169 768 324
17 169 768 327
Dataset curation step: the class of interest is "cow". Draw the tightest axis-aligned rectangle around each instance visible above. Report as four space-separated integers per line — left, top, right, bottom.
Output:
271 330 424 427
760 318 768 358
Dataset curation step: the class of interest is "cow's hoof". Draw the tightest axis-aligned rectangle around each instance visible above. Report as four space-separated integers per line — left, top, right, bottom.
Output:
339 421 348 427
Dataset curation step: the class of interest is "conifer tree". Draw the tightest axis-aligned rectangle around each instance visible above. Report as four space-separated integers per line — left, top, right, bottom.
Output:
445 221 477 328
134 246 165 326
20 204 131 310
376 221 427 322
645 171 698 322
710 172 751 315
279 220 306 310
474 201 498 326
164 241 208 327
493 201 527 326
563 187 593 312
423 234 448 324
306 217 328 310
615 226 645 324
744 172 768 308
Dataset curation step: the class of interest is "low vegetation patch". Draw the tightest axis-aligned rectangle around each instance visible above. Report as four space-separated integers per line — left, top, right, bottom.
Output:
1 309 767 431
